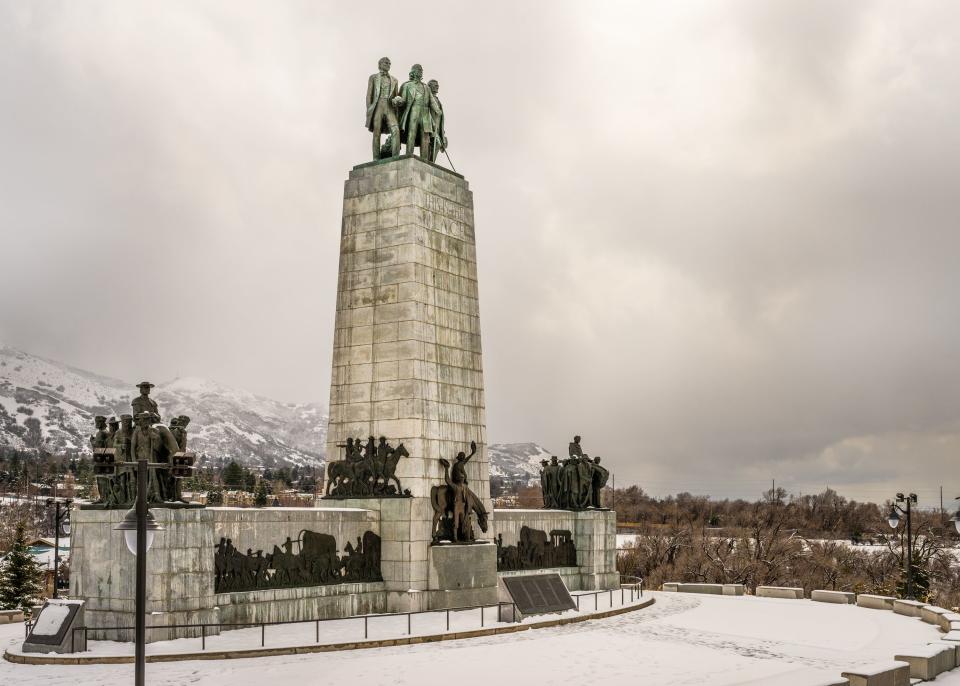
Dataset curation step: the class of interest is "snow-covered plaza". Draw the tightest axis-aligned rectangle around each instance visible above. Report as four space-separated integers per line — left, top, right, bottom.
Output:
5 592 960 686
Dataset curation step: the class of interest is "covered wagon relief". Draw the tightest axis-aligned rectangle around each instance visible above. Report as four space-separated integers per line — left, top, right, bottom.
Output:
214 530 382 593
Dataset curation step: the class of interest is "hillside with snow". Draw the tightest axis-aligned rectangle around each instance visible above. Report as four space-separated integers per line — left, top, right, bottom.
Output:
487 442 553 482
0 346 327 468
0 346 549 481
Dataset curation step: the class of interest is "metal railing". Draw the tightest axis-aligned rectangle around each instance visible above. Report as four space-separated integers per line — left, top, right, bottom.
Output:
71 601 521 653
69 581 644 654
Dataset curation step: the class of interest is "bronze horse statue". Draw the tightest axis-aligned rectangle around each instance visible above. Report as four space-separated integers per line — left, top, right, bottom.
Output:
326 441 409 496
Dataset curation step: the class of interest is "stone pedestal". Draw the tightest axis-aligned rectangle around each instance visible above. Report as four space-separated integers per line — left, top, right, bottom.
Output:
493 509 619 591
427 543 498 609
326 155 491 509
70 508 220 642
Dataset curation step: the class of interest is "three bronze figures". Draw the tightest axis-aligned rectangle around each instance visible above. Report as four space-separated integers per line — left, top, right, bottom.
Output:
366 57 449 166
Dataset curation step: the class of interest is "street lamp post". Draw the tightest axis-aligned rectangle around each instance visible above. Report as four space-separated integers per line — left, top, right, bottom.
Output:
887 492 918 600
44 497 72 598
114 458 163 686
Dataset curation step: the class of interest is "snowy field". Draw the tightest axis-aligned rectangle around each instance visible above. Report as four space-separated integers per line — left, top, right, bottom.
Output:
6 592 960 685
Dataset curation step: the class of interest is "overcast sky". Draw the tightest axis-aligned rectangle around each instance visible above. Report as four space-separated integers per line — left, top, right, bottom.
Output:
1 1 959 502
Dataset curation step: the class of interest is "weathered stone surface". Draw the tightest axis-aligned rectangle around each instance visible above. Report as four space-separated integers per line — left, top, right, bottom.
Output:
756 586 804 599
856 594 895 610
894 644 955 680
427 543 498 609
70 507 220 642
493 509 618 592
0 610 24 624
840 661 910 686
71 506 387 640
892 598 925 617
811 590 856 604
327 156 490 510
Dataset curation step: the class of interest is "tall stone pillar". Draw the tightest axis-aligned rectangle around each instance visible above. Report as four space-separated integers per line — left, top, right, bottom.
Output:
326 155 495 610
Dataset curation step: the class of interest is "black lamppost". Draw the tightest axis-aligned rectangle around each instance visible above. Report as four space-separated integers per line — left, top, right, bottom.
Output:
114 458 163 686
44 497 72 598
887 492 918 600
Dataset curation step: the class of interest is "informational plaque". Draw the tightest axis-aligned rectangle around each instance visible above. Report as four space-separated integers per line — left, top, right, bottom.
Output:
22 599 86 654
502 573 577 615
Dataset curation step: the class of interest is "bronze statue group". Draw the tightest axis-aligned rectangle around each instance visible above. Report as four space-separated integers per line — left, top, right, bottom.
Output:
366 57 448 164
89 381 193 508
539 436 610 510
326 436 410 497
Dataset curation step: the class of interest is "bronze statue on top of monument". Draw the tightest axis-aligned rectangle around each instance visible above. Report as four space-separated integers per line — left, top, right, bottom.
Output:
84 381 199 509
366 57 451 168
539 436 610 511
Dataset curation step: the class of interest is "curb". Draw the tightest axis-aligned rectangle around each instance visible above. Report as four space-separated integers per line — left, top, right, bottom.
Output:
5 596 655 665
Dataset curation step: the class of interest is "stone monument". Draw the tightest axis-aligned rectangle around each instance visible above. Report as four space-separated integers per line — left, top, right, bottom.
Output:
320 64 495 609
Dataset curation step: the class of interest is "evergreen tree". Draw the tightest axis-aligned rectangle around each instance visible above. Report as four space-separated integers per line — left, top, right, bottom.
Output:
0 521 45 613
222 461 244 489
254 481 268 508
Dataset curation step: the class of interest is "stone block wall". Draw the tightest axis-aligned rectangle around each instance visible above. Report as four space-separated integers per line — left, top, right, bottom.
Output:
217 582 386 625
70 506 385 641
326 156 491 512
493 509 619 591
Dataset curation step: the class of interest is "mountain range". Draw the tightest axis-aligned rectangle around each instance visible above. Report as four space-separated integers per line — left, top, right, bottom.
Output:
0 346 547 483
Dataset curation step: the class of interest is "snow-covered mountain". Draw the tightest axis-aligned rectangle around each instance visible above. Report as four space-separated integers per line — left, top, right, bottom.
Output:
0 346 326 468
0 345 549 482
487 442 554 482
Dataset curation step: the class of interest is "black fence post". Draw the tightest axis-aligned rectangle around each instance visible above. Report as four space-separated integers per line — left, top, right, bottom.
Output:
576 595 580 611
316 620 319 644
201 624 206 650
407 612 411 635
261 624 265 647
446 609 450 631
480 606 484 628
364 616 368 639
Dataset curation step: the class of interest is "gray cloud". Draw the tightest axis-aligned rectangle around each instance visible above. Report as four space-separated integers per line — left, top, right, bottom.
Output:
1 1 959 502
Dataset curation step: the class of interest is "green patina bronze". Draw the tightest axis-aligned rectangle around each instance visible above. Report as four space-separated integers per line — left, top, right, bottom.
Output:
366 57 449 165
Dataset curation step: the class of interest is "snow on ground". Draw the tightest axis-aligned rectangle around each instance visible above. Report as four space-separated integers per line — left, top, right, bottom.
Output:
4 592 960 685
